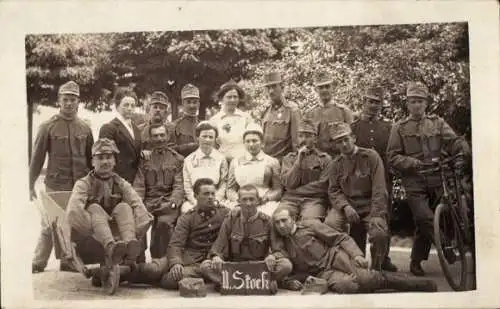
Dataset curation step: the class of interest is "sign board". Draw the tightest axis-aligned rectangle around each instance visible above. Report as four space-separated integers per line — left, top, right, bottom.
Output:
220 261 276 295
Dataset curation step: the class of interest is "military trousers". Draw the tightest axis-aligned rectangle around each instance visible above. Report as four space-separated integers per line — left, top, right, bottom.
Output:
87 202 137 247
278 196 327 222
199 257 293 286
324 208 389 270
404 178 442 262
32 186 55 269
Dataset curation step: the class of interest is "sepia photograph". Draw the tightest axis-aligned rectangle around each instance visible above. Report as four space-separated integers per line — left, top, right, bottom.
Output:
1 1 499 309
27 22 475 299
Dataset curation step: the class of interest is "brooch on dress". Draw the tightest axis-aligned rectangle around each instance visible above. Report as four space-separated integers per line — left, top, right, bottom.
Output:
222 123 231 133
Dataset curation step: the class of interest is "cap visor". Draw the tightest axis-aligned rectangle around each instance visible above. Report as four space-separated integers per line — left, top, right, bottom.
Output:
331 132 351 141
182 95 200 99
58 91 79 96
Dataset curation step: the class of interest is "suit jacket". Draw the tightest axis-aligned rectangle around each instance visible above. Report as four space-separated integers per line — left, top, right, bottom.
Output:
99 117 142 184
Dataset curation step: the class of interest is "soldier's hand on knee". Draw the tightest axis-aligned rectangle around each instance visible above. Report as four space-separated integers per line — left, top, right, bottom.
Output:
264 254 277 271
170 264 184 281
212 256 224 271
343 206 360 224
353 256 369 269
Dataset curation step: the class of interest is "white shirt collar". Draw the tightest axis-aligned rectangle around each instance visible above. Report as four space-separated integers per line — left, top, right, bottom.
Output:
217 108 246 119
244 150 265 162
194 147 214 159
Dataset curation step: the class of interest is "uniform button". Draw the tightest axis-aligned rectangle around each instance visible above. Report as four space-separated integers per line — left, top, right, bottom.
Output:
370 129 374 133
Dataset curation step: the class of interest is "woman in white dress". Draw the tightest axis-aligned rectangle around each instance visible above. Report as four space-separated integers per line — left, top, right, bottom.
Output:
226 123 283 216
181 121 229 213
210 80 254 162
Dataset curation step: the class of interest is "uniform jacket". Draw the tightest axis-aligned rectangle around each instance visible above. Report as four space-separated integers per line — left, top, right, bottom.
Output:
327 147 388 218
209 208 271 262
262 102 301 159
133 146 185 211
305 103 354 156
99 117 142 184
280 148 331 195
270 220 362 274
30 114 94 191
386 114 471 177
167 204 230 267
166 114 199 157
66 172 153 237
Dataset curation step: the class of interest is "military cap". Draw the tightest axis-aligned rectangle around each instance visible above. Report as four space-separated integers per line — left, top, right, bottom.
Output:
298 118 317 135
363 87 383 101
329 122 352 141
150 91 169 105
58 81 80 96
314 70 334 87
263 71 282 86
92 138 120 156
181 84 200 99
243 122 264 136
406 82 430 99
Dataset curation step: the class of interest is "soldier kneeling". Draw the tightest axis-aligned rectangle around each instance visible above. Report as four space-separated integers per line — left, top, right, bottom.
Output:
67 138 153 288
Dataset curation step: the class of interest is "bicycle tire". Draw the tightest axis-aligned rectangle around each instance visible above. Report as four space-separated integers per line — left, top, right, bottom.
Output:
434 203 468 291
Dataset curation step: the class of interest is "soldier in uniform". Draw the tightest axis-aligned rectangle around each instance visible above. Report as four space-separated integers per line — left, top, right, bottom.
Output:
30 81 94 273
387 83 471 276
271 208 438 294
66 139 153 283
161 178 230 289
261 71 301 161
304 71 354 157
200 184 295 290
278 119 331 222
350 87 397 272
139 91 171 147
133 123 184 259
322 123 389 271
166 84 201 157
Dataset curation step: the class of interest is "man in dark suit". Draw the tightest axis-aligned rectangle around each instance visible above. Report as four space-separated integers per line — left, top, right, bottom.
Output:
99 87 142 185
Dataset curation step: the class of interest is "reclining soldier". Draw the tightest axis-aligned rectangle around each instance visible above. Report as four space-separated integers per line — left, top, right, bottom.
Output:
200 184 295 291
270 208 438 294
66 138 153 282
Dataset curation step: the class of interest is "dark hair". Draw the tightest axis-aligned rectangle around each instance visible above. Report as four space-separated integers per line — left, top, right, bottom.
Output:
148 123 167 137
113 87 138 107
195 122 219 139
238 184 259 198
216 82 245 103
243 130 264 141
272 207 297 221
193 178 215 195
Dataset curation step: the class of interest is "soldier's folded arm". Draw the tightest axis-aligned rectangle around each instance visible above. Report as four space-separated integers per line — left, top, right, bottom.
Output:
280 154 302 190
29 122 50 191
167 213 191 267
66 179 93 236
368 151 389 219
307 221 364 258
386 124 421 172
327 161 351 212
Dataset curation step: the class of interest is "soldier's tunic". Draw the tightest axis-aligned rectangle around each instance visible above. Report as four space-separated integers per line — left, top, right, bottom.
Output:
201 209 292 284
161 204 230 289
166 114 199 157
279 149 331 221
350 114 393 255
30 114 94 268
305 103 354 157
387 114 470 262
323 146 389 268
66 172 152 243
262 102 301 160
133 146 184 258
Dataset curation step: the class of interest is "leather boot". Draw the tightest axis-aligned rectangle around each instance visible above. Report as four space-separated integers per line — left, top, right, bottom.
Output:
381 257 398 272
410 260 425 276
104 240 127 268
383 272 437 292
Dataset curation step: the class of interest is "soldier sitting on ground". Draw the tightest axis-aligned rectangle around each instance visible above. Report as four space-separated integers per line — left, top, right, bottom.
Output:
200 184 295 291
66 138 153 287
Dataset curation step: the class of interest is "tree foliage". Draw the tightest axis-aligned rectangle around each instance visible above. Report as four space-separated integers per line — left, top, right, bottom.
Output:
25 23 470 137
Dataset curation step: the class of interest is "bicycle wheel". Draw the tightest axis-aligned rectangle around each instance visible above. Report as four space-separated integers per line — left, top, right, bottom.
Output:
434 203 468 291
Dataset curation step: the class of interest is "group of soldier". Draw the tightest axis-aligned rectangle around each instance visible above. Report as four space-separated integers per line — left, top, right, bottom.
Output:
29 69 471 295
